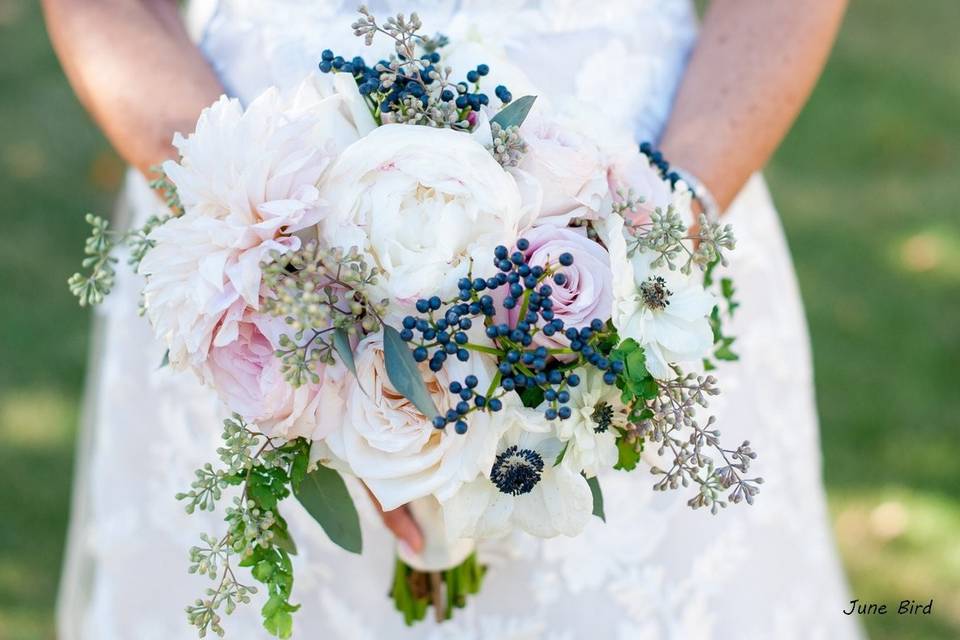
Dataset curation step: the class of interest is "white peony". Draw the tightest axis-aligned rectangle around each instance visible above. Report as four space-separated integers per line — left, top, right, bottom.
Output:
598 213 716 379
555 368 622 477
442 408 594 539
322 333 508 511
141 74 373 371
317 124 525 319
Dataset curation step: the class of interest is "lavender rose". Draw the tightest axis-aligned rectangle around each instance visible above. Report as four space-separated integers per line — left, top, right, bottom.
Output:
500 225 613 353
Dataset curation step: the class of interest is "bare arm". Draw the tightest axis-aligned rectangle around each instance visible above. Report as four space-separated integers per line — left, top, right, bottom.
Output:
659 0 848 211
42 0 224 175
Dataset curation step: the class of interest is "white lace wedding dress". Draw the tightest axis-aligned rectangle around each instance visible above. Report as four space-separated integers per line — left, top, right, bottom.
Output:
57 1 864 638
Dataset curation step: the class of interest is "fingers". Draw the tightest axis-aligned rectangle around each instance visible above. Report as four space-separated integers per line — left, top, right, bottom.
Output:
381 506 424 554
365 487 424 553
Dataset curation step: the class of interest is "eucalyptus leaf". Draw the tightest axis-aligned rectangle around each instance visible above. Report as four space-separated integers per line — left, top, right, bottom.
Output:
383 325 439 418
294 465 362 554
332 328 357 377
271 523 299 557
586 475 605 522
490 95 537 129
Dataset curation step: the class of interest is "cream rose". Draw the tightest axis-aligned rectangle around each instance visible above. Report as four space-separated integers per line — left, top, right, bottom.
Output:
323 333 508 510
317 124 525 320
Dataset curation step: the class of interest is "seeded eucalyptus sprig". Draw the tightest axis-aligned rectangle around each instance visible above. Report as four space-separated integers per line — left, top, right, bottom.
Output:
68 165 182 306
487 122 528 168
260 241 388 387
319 7 516 130
178 415 362 638
148 162 185 217
67 213 118 306
178 415 303 638
606 341 762 513
618 202 736 275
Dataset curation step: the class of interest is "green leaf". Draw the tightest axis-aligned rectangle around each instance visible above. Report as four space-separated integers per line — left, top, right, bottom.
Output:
271 520 299 556
614 437 641 471
294 464 362 554
159 349 169 369
553 441 569 466
586 475 605 521
709 306 739 362
383 325 439 419
490 95 537 129
703 257 720 287
332 328 357 377
519 385 545 409
290 445 309 492
247 475 279 511
262 595 297 638
720 277 740 316
253 560 275 582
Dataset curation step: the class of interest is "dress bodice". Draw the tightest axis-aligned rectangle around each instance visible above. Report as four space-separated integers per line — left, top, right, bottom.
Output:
187 0 698 142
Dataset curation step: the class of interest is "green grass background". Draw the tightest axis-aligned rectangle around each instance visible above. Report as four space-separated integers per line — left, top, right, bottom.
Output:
0 1 957 638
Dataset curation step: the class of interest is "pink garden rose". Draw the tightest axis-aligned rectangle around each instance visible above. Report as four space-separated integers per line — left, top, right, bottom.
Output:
206 311 341 441
501 225 613 352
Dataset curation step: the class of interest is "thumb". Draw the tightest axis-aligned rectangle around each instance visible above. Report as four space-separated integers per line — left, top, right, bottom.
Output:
365 488 424 553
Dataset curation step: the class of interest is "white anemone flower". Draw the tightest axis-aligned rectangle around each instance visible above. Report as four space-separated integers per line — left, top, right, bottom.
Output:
442 408 593 540
555 369 623 477
598 213 716 379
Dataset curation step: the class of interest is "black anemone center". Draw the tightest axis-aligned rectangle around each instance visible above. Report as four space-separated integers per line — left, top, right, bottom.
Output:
640 276 672 310
490 445 544 496
591 401 614 433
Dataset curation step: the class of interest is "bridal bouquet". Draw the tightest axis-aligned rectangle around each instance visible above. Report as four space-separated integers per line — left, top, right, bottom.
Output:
69 7 759 637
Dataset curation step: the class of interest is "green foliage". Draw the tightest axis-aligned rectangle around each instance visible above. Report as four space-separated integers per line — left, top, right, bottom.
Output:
519 384 545 409
390 557 430 625
586 475 605 521
383 324 440 418
614 434 642 472
610 338 658 405
67 213 117 306
441 552 485 618
490 95 537 129
293 464 363 554
125 213 170 273
147 163 184 217
178 418 350 638
68 164 183 307
331 328 357 378
390 553 486 625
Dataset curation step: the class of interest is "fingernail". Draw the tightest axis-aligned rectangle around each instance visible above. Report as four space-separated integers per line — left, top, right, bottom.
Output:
398 540 414 557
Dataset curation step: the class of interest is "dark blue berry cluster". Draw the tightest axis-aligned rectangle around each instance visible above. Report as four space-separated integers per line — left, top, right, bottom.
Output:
319 48 512 118
639 141 682 189
399 239 619 434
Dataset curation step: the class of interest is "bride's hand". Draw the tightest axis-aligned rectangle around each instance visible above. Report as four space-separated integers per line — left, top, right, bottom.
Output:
366 489 424 554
